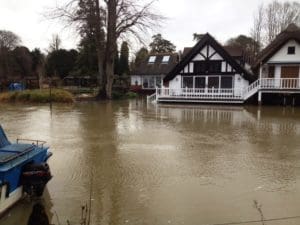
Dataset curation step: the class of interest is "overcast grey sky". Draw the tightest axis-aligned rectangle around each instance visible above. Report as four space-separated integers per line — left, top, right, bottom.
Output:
0 0 288 53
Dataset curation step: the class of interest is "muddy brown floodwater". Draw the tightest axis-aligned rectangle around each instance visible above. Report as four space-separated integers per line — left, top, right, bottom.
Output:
0 100 300 225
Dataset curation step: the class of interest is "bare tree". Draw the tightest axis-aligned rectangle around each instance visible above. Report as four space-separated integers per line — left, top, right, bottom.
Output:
252 1 300 47
46 0 106 90
48 34 62 52
0 30 21 79
101 0 163 98
250 4 263 62
0 30 21 50
47 0 163 99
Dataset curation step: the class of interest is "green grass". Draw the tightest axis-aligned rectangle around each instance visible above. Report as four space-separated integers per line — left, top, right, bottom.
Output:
0 89 74 103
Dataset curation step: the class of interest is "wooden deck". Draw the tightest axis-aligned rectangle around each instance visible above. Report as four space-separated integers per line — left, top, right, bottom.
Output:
153 78 300 104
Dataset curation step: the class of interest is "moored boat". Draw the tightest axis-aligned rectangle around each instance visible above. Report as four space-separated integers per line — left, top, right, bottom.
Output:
0 125 52 216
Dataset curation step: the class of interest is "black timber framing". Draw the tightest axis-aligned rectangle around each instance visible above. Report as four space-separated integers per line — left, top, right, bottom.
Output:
164 33 253 82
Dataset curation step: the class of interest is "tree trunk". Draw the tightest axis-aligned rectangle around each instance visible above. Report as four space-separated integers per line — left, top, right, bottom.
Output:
96 51 106 98
104 0 117 99
92 0 105 98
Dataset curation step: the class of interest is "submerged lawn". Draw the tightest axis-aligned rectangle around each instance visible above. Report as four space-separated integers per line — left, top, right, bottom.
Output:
0 89 74 103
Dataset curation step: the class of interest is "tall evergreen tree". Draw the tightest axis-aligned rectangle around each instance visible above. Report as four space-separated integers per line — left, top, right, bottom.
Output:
76 36 98 75
119 41 129 76
149 34 176 53
134 47 149 68
114 49 119 75
46 49 78 79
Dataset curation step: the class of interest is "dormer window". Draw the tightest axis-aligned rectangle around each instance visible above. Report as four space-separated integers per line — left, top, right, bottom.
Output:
148 56 156 63
287 46 295 55
162 55 170 64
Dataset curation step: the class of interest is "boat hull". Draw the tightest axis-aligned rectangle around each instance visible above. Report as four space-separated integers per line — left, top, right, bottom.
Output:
0 186 23 216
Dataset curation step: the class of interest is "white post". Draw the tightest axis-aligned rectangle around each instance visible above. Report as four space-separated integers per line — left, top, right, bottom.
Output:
258 91 262 105
259 63 262 79
257 108 261 121
185 87 187 98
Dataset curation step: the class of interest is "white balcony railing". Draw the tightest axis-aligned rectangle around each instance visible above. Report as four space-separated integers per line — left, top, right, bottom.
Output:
156 78 300 102
156 88 243 100
260 78 300 89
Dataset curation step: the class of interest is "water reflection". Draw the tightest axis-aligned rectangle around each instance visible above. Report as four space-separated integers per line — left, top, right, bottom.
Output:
0 101 300 225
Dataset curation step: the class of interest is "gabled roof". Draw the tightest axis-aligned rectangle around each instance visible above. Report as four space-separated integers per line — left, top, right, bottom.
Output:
254 23 300 68
132 53 178 76
164 33 253 82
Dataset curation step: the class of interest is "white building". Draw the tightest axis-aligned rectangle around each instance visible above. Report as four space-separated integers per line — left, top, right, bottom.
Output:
157 33 254 103
253 23 300 105
131 53 178 93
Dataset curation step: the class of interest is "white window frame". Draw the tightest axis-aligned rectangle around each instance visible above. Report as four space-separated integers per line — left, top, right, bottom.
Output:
148 56 156 63
162 56 170 64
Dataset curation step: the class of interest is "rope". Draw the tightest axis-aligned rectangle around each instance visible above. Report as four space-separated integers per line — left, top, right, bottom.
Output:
209 215 300 225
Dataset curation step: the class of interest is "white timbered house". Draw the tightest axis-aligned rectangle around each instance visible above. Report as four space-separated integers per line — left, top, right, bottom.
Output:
156 33 254 103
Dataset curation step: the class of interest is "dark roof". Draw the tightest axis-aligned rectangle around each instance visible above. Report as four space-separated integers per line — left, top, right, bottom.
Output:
164 33 254 82
182 47 192 58
254 23 300 68
132 53 178 76
182 46 243 59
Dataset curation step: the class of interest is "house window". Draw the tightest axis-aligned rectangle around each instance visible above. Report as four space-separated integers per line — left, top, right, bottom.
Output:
268 66 275 78
208 77 219 88
148 56 156 63
156 77 162 88
162 56 170 64
143 77 149 88
220 77 233 89
149 77 155 88
287 46 295 55
194 61 222 73
209 61 222 73
194 61 206 73
182 77 193 88
195 77 206 88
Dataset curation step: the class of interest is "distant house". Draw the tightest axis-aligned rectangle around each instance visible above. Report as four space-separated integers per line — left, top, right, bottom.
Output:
252 23 300 105
157 33 254 103
254 23 300 83
143 24 300 105
130 53 178 93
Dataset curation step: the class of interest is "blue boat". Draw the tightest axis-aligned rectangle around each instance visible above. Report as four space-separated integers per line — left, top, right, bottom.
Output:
0 125 52 215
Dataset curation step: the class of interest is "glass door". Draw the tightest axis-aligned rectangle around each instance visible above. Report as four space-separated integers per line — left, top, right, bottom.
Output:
195 77 206 88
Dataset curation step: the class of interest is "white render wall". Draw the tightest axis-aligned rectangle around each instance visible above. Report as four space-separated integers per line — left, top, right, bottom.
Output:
169 75 182 89
234 74 249 96
268 39 300 63
131 75 142 85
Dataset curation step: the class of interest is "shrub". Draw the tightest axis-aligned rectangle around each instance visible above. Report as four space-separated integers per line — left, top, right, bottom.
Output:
0 89 74 104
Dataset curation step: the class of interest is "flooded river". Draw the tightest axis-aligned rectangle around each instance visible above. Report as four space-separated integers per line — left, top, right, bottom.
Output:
0 100 300 225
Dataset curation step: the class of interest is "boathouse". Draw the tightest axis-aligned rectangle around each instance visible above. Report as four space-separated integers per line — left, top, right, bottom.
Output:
131 53 178 94
253 23 300 105
155 33 255 103
152 25 300 105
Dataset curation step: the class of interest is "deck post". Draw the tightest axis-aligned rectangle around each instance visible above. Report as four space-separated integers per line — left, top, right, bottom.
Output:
292 97 295 107
258 91 262 105
257 108 261 121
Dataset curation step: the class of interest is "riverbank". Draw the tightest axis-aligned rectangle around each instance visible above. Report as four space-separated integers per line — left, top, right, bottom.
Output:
0 89 74 103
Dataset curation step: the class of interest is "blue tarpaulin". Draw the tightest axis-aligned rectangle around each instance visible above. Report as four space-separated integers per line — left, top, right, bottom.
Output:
8 83 25 91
